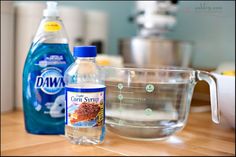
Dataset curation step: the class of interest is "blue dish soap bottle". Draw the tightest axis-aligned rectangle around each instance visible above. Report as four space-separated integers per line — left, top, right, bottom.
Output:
22 1 74 134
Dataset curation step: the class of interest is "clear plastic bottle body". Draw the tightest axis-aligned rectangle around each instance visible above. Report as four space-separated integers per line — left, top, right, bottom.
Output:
64 57 106 145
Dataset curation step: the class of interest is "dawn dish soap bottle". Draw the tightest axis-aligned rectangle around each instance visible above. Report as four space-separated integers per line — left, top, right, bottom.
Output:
22 1 74 134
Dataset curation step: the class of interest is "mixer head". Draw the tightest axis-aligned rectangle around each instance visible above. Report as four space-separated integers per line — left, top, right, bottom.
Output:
130 0 178 37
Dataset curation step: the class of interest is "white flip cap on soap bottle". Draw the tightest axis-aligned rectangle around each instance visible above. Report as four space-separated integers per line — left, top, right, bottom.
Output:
43 1 59 17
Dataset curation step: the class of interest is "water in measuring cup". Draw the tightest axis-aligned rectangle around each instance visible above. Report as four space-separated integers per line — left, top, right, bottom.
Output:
105 81 194 140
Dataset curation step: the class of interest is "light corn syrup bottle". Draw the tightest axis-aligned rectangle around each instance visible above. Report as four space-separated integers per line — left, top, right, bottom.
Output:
64 46 106 145
22 1 74 134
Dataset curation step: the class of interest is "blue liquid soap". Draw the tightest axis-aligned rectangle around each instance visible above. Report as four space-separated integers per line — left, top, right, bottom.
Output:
22 2 74 134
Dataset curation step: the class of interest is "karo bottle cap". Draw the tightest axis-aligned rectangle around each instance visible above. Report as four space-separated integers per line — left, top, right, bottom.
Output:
73 46 97 57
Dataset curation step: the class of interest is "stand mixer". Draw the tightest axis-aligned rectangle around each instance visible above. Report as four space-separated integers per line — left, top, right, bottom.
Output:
119 0 192 67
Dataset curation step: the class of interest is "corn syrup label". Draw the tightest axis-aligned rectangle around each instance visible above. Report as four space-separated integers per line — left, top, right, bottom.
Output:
65 87 105 128
44 21 61 32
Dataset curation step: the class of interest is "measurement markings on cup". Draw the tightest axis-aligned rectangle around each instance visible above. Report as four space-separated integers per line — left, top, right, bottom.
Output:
117 83 124 114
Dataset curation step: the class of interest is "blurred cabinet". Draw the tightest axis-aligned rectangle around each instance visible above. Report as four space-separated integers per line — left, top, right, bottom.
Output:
1 1 15 112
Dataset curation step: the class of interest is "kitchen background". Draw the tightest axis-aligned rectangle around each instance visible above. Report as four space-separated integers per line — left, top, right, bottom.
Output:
56 1 234 68
6 1 236 65
1 1 235 112
57 1 234 68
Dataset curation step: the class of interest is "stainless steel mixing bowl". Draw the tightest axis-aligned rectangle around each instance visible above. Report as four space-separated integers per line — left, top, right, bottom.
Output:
119 37 192 67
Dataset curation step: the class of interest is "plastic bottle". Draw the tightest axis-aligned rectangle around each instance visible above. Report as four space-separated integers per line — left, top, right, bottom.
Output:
22 1 74 134
64 46 106 145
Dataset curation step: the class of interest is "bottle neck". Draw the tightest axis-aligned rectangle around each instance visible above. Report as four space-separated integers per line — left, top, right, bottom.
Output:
43 16 60 21
75 57 96 63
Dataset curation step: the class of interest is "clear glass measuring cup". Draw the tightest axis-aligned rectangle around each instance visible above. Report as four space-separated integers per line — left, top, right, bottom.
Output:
102 66 220 140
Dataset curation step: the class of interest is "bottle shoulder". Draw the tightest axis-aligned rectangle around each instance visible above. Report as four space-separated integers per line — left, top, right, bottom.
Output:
64 61 104 85
23 43 74 74
33 17 69 44
65 61 99 75
25 43 72 59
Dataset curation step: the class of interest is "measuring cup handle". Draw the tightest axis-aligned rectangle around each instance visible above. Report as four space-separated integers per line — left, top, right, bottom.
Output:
195 70 220 124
